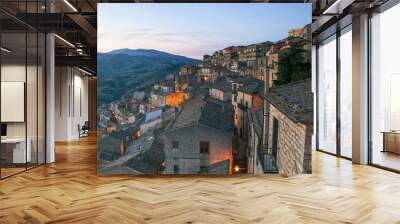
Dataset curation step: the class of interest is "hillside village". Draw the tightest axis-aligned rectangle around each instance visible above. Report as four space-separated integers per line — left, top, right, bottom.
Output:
98 24 313 176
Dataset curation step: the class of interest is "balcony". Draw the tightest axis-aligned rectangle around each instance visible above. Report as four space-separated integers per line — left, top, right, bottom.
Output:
237 102 248 110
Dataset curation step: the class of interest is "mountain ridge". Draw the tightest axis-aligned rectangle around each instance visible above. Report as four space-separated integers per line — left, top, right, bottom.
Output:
100 48 199 62
98 49 200 105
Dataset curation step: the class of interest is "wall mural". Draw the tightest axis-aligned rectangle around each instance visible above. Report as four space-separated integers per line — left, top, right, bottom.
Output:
97 3 313 175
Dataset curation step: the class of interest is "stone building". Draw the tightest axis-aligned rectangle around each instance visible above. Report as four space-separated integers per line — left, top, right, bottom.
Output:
238 44 259 77
203 54 211 64
266 45 280 88
222 46 242 71
230 78 264 171
159 80 175 93
264 79 313 175
266 36 311 87
266 38 289 88
211 50 224 67
149 90 168 107
238 42 272 78
197 64 232 83
209 79 232 102
247 108 266 174
166 92 188 107
232 78 264 138
288 24 311 40
162 96 234 174
197 64 216 83
133 91 145 100
180 65 195 76
145 108 162 123
175 74 189 92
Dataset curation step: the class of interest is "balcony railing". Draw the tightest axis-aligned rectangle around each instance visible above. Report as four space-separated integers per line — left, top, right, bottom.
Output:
257 146 278 174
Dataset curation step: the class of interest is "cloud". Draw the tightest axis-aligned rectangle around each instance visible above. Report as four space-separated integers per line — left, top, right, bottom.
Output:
98 28 250 59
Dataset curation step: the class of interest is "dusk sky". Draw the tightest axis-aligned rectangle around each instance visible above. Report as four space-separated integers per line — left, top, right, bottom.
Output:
98 3 311 59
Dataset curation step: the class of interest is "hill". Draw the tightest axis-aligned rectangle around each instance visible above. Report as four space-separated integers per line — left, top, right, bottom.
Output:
98 48 200 105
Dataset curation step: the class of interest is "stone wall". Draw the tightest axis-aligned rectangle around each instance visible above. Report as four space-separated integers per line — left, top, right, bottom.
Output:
162 125 233 175
209 88 230 102
268 105 312 175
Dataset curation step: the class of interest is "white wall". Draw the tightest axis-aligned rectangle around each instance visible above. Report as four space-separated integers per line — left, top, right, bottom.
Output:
55 67 89 141
145 108 162 122
1 63 46 164
72 73 89 138
1 65 26 138
209 88 230 102
55 67 69 141
1 65 37 137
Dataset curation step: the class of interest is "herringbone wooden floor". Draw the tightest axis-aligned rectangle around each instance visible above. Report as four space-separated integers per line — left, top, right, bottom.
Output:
1 136 400 224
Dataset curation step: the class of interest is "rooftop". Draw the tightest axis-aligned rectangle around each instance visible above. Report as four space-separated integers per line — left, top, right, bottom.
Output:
199 98 234 133
151 90 170 96
270 36 309 54
210 79 232 93
264 79 313 125
237 79 264 95
167 96 233 133
98 135 122 162
169 96 203 130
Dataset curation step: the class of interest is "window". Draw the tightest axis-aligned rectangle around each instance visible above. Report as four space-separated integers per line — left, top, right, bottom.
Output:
173 165 179 174
172 140 179 149
339 25 352 158
272 118 279 160
317 34 337 154
199 141 210 154
370 3 400 171
315 23 353 159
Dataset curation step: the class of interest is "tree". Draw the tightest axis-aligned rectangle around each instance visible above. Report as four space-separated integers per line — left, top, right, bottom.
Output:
273 43 311 86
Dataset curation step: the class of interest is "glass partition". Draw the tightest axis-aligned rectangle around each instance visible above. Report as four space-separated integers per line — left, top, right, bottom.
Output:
317 35 337 154
339 25 352 158
0 1 46 179
1 30 28 177
370 3 400 171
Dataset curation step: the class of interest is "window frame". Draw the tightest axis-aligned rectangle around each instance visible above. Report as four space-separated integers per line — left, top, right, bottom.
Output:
199 141 210 154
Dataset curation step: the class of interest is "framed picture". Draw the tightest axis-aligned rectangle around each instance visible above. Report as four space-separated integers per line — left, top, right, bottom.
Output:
97 3 312 175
